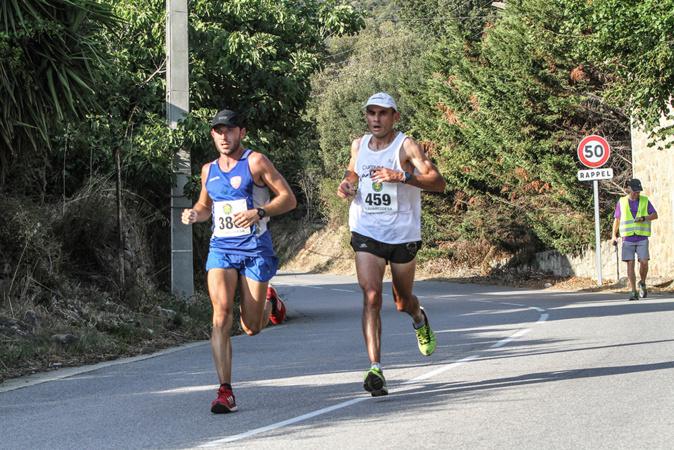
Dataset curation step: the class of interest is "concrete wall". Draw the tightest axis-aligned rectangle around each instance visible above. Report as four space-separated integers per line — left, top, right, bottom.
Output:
530 108 674 284
532 241 622 282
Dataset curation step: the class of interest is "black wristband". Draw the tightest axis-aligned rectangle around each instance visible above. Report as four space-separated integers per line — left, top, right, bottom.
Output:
256 207 266 219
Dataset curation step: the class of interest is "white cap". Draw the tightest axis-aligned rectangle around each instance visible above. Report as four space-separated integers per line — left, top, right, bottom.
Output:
364 92 397 111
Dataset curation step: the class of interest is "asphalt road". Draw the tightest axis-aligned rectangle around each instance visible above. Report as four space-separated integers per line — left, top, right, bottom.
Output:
2 273 674 449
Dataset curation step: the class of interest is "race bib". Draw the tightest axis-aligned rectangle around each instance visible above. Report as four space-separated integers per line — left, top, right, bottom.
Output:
212 199 251 237
360 178 398 213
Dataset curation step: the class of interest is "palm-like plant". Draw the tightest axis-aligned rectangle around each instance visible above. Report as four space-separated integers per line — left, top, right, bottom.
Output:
0 0 117 187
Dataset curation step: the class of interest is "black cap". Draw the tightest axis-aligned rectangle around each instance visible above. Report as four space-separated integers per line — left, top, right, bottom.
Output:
211 109 243 128
627 179 643 192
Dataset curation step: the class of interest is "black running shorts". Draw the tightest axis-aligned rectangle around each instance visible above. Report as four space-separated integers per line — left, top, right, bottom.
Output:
350 232 422 264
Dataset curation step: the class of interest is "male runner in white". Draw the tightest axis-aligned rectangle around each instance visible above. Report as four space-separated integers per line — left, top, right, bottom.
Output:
337 92 446 396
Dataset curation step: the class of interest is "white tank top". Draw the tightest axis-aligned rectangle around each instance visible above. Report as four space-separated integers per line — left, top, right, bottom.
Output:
349 132 421 244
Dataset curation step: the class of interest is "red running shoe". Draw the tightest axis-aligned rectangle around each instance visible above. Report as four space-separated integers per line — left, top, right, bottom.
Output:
267 286 286 324
211 385 238 414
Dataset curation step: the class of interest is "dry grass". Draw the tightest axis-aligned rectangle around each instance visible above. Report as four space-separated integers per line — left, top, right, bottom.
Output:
0 179 215 384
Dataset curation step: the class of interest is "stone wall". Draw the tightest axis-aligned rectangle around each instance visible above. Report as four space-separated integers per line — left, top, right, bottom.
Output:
532 241 623 282
630 108 674 280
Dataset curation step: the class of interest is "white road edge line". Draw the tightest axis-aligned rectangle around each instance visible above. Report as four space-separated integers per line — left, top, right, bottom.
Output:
0 341 209 393
198 296 548 446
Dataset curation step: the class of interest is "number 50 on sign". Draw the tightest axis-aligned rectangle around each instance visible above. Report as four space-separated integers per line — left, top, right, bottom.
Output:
577 135 611 168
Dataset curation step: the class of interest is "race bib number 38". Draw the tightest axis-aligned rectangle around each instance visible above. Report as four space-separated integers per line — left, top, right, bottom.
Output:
360 180 398 213
212 199 251 237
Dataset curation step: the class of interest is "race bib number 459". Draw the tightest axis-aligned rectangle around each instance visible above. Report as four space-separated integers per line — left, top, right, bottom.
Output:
360 180 398 213
212 199 251 237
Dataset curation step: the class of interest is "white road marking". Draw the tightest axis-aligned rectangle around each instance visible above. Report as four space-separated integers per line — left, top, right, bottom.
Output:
482 290 546 296
198 398 367 447
399 355 480 384
489 328 531 348
198 288 549 446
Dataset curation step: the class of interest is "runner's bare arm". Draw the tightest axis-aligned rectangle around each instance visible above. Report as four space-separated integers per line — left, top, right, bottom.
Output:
247 152 297 220
337 138 360 199
369 138 445 192
181 164 213 224
400 138 445 192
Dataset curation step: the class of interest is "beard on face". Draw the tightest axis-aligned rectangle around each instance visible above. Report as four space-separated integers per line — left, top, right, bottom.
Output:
216 139 241 155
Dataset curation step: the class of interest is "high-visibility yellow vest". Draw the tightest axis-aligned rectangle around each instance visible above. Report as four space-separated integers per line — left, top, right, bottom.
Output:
619 195 651 237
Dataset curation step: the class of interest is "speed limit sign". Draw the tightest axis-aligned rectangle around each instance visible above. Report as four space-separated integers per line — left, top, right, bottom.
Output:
577 135 611 168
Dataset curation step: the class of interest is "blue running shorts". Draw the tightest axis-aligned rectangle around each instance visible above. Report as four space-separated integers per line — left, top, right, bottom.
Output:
205 251 278 282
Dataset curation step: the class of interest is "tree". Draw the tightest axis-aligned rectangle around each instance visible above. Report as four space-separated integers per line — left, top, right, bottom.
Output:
0 0 364 298
34 0 364 207
395 0 495 41
403 0 632 254
0 0 117 191
559 0 674 143
182 0 365 186
311 20 431 176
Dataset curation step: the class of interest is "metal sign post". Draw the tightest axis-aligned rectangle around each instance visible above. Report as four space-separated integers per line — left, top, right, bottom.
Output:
577 135 612 286
592 179 602 285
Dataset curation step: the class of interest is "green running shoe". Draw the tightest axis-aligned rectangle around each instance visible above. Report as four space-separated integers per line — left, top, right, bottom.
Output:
363 367 388 397
415 307 436 356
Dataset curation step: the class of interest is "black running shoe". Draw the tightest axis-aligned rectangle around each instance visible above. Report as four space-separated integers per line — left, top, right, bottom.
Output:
363 367 388 397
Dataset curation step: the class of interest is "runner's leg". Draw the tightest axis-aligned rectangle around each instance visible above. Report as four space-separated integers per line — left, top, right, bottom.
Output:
391 257 436 356
238 275 272 336
390 259 424 324
207 268 238 384
355 251 386 364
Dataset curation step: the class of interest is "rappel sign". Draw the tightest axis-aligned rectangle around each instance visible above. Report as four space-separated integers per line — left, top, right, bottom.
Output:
576 135 612 285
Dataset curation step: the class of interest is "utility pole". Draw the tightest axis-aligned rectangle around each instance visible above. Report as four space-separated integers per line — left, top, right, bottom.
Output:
167 0 193 297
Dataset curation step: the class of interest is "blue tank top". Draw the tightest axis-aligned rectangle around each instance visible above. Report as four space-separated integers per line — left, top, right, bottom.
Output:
205 149 274 256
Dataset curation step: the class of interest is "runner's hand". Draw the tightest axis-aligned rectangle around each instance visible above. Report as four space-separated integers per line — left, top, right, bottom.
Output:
337 180 356 199
370 168 404 183
182 209 197 225
611 237 618 246
233 209 260 228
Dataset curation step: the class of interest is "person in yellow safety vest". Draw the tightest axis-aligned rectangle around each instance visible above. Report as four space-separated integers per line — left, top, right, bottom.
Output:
611 179 658 301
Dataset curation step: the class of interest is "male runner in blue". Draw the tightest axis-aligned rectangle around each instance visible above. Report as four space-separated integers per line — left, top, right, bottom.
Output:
182 109 296 413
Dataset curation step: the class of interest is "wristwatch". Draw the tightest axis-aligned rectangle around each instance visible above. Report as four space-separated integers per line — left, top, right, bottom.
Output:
256 207 267 219
401 171 412 184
